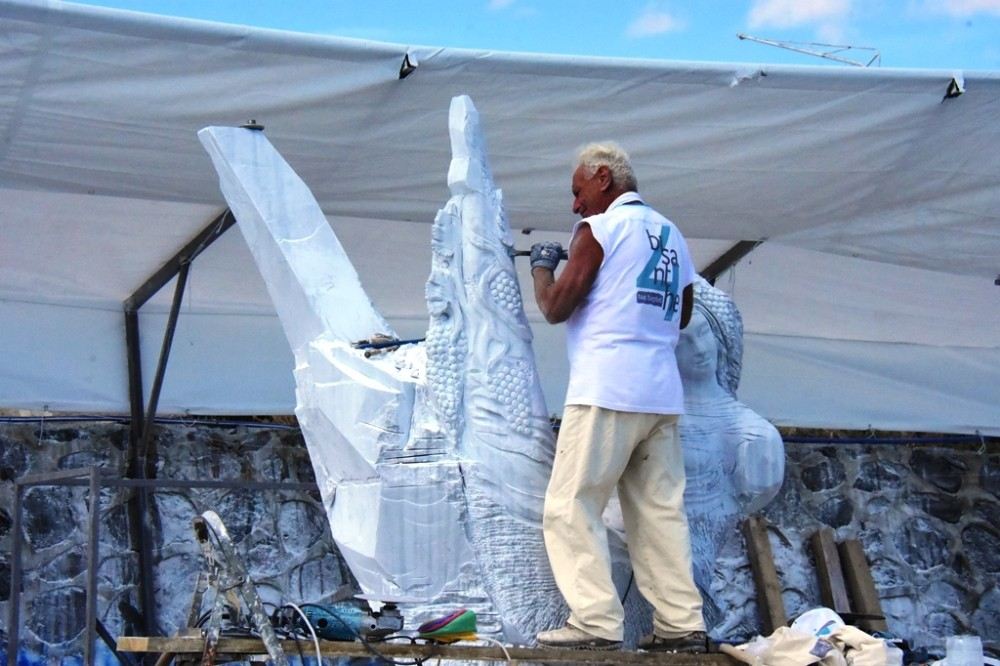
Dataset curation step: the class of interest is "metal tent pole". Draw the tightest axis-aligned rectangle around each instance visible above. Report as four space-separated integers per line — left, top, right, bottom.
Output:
121 208 235 637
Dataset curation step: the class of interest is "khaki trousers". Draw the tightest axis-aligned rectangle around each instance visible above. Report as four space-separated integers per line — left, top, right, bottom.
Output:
543 404 704 641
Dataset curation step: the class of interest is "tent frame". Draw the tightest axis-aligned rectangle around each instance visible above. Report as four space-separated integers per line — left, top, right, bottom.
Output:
120 208 236 636
701 241 764 285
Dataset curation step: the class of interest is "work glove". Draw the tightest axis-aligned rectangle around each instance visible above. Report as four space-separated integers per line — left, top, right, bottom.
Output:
530 241 564 273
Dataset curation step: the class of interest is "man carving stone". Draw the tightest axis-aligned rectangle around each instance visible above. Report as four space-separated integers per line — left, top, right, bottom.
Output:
532 142 707 652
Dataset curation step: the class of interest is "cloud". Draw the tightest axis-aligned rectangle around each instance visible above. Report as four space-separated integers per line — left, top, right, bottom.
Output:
924 0 1000 16
748 0 851 28
626 6 685 38
815 22 847 43
487 0 538 18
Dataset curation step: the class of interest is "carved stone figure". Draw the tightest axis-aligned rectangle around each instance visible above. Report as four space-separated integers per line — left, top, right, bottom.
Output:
676 276 785 637
198 96 565 642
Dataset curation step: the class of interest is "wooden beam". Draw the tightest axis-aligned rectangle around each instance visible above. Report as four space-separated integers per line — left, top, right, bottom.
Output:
838 539 888 633
117 636 738 665
742 515 787 635
810 528 852 615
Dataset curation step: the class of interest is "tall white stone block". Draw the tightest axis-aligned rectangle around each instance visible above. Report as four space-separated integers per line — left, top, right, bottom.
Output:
198 95 564 642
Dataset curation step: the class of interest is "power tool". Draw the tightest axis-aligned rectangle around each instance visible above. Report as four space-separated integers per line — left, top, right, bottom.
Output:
273 599 403 642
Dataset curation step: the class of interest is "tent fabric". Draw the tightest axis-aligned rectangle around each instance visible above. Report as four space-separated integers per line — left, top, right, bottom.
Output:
1 0 998 433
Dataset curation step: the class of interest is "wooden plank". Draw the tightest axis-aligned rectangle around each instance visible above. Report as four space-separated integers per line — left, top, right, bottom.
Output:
742 515 787 635
809 528 852 614
838 539 888 633
117 636 738 665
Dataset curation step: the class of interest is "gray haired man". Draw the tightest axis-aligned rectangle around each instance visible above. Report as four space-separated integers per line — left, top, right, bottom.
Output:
531 142 707 652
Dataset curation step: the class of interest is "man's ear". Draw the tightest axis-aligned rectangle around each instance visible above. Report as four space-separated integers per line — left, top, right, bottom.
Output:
596 165 613 191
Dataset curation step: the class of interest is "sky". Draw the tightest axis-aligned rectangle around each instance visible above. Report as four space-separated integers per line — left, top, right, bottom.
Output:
76 0 1000 70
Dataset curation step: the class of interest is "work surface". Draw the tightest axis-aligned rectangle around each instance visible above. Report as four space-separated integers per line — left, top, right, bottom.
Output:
118 636 741 664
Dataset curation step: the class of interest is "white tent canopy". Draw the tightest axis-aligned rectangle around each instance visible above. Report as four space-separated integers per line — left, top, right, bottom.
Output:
2 0 998 434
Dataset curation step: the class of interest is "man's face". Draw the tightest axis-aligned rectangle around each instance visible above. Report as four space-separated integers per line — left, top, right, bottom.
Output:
571 165 611 218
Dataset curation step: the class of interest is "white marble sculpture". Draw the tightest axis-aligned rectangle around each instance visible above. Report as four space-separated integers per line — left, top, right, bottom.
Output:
676 276 785 636
198 96 565 642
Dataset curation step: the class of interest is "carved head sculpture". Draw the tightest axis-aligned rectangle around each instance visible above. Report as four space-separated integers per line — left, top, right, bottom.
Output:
680 278 785 638
691 276 743 398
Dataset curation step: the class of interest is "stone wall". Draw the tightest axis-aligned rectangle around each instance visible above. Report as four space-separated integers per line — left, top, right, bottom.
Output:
1 421 997 662
754 437 999 653
0 419 353 664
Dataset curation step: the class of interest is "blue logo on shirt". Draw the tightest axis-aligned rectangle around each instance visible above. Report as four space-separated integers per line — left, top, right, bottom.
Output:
635 225 680 320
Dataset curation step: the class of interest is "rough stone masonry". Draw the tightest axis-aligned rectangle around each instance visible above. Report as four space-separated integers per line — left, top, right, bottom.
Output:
0 420 997 661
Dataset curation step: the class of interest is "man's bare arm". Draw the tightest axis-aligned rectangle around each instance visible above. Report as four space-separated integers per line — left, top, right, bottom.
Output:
532 224 603 324
680 283 694 329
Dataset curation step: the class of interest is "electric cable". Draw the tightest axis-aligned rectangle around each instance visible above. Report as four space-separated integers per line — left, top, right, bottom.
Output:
478 636 512 662
291 632 307 664
0 413 301 430
5 413 994 446
284 603 322 664
269 617 309 662
621 571 635 604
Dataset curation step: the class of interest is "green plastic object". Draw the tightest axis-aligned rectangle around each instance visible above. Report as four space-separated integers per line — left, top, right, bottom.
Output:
416 609 478 643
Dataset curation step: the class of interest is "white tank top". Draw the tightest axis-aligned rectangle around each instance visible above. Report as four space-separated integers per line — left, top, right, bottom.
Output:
564 192 694 414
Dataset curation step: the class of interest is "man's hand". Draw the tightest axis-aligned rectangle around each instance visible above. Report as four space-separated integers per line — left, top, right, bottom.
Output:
530 241 564 273
532 225 602 324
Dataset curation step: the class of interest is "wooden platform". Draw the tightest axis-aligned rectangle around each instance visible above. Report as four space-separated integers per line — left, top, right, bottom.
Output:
118 636 740 664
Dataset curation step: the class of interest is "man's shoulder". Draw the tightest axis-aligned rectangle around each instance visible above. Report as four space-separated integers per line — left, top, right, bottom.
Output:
642 207 687 240
580 201 682 239
607 202 676 231
638 203 673 224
